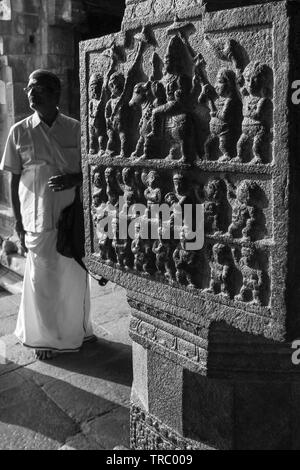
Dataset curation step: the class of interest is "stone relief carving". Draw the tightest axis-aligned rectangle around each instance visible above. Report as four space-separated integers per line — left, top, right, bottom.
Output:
104 28 153 158
204 243 231 298
234 61 273 164
112 216 132 269
199 67 242 162
225 179 262 241
232 246 264 306
131 405 200 450
201 179 229 235
129 53 167 160
173 228 198 289
88 22 272 309
152 227 175 283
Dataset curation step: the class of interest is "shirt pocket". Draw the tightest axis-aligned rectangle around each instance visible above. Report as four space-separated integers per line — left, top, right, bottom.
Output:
17 144 34 168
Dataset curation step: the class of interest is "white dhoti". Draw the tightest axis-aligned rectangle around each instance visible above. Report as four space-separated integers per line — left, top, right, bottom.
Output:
15 230 93 351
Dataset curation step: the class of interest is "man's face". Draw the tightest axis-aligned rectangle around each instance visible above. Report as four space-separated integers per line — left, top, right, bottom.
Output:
25 75 59 114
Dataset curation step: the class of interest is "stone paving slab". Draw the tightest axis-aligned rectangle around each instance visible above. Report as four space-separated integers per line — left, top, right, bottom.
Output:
81 406 131 450
0 313 18 336
0 281 132 450
0 370 79 450
59 432 104 450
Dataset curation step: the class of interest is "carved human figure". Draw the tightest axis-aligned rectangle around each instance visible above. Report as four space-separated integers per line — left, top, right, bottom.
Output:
152 227 175 283
143 35 199 163
88 47 119 155
131 222 154 274
199 68 242 162
142 170 162 219
112 217 131 269
116 167 137 218
202 179 228 235
129 79 166 160
104 167 122 208
98 230 114 265
204 244 230 298
131 223 145 272
234 61 273 164
232 246 263 305
173 228 198 288
105 28 152 158
89 74 103 155
92 167 106 208
226 179 258 241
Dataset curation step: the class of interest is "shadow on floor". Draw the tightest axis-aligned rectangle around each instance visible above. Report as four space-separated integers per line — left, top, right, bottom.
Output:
0 336 132 450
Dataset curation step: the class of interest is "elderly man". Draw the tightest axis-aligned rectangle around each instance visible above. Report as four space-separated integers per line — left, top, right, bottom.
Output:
0 70 93 360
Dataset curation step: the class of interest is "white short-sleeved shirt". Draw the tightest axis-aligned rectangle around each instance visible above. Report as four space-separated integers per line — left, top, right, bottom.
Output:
0 112 81 233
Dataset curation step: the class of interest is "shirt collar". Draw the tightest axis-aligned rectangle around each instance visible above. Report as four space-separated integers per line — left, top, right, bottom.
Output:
32 112 42 128
31 109 61 129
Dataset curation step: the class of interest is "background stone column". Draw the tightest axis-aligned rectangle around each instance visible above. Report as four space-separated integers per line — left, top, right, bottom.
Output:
80 0 300 449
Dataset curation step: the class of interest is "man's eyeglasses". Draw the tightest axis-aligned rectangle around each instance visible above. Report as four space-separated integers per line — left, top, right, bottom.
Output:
23 85 53 94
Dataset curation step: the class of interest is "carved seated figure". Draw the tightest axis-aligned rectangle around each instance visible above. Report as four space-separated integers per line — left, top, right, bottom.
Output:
204 244 230 298
226 180 259 241
152 227 175 284
234 61 273 164
199 68 242 162
232 246 263 306
173 228 198 289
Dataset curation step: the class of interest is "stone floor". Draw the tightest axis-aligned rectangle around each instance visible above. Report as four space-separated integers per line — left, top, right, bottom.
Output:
0 280 132 450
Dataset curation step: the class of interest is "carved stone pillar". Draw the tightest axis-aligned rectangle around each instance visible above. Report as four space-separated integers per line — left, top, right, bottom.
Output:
80 0 300 449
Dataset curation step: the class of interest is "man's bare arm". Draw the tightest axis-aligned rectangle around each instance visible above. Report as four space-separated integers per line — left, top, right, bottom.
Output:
10 173 27 252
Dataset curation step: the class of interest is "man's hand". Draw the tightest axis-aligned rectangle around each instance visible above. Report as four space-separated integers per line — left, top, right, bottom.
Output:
15 220 28 254
48 173 82 192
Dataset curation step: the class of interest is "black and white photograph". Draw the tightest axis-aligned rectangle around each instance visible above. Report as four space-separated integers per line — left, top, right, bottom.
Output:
0 0 299 454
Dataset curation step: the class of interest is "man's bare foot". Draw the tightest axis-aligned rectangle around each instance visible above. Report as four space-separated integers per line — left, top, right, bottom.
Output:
34 349 57 361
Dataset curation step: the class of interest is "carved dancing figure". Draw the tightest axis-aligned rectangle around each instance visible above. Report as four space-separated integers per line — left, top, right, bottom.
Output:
232 246 263 305
226 179 258 241
105 28 152 158
234 61 273 164
199 68 242 162
204 244 230 298
173 228 198 288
